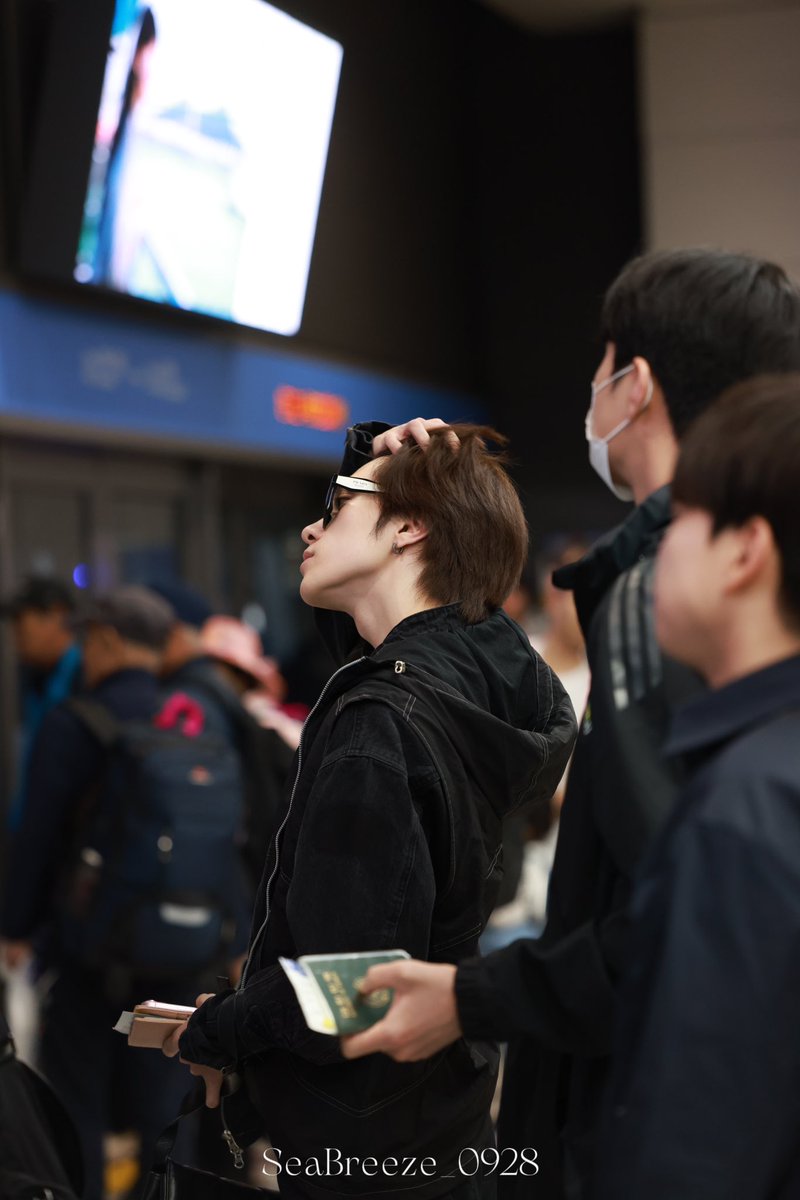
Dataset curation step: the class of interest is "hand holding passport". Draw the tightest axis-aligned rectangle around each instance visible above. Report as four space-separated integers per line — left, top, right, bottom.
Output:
279 949 410 1035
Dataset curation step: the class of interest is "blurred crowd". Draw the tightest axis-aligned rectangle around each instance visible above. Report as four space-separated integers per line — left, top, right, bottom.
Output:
0 576 306 1196
0 564 585 1197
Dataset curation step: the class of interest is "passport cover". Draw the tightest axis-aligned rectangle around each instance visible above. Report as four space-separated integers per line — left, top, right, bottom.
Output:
279 950 410 1035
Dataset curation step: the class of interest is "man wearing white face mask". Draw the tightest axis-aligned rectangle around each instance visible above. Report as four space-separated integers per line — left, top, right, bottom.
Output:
340 249 800 1200
585 363 653 501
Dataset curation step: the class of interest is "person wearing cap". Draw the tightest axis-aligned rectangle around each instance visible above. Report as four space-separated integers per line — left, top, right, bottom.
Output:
200 617 301 893
201 614 302 748
1 576 82 837
0 585 194 1200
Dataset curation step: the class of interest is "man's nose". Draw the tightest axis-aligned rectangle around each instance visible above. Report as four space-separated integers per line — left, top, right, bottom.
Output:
301 517 324 545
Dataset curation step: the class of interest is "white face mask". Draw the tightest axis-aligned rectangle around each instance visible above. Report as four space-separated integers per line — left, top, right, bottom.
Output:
585 364 652 502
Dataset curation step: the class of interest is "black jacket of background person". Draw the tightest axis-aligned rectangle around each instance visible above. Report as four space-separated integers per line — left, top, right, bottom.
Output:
454 486 704 1199
179 600 577 1197
596 655 800 1200
163 655 294 890
0 668 159 948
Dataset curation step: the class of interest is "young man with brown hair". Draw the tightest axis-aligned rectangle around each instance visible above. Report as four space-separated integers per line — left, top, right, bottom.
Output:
168 424 577 1200
594 374 800 1199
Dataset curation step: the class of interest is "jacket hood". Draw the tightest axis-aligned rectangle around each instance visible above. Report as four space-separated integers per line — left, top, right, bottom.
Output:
316 605 577 821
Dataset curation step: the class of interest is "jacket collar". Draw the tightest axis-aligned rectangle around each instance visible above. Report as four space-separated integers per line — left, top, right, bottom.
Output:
380 604 465 648
552 485 672 634
665 653 800 759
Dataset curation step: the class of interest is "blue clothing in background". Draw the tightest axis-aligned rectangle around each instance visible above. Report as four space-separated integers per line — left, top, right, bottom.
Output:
8 643 82 832
1 667 158 945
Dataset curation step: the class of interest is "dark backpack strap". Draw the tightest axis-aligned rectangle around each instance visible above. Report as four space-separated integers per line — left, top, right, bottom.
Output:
64 697 122 749
149 1074 261 1174
149 1083 205 1173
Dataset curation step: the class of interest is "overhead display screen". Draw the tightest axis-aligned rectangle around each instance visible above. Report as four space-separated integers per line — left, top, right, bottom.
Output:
70 0 342 336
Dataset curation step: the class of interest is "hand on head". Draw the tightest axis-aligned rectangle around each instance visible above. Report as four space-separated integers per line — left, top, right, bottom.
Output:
372 418 459 457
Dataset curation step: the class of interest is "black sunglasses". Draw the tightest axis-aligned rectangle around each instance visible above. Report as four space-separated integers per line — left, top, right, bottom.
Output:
322 474 383 528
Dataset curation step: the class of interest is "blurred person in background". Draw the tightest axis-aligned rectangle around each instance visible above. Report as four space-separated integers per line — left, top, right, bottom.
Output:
0 576 83 1059
200 615 300 882
1 576 82 837
154 586 299 913
532 541 591 732
521 540 590 927
484 542 591 954
0 586 197 1200
201 613 302 751
501 568 541 644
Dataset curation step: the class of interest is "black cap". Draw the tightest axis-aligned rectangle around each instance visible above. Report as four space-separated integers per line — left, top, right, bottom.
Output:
147 580 213 629
70 586 176 650
0 576 76 617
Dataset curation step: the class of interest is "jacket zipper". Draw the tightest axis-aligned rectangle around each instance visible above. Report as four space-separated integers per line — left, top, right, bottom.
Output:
222 1127 245 1169
240 655 367 987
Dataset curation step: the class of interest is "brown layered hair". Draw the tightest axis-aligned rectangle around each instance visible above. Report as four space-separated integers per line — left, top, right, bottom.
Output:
373 425 528 623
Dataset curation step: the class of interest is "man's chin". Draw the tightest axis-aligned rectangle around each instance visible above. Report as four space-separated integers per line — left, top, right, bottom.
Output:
299 580 340 612
299 577 318 607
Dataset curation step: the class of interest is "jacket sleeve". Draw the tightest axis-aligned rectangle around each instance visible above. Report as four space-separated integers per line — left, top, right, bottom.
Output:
456 560 698 1058
594 817 800 1200
1 706 102 940
180 701 438 1069
455 908 622 1055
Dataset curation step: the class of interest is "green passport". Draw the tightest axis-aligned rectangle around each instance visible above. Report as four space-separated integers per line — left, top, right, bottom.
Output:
279 950 410 1035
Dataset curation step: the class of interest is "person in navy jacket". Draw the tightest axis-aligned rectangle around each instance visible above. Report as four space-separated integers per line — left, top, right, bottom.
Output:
595 375 800 1199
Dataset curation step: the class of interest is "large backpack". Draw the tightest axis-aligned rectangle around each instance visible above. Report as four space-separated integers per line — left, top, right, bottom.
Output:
60 691 247 980
163 668 293 891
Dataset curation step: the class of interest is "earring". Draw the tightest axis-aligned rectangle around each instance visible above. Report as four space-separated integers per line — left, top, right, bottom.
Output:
391 542 405 555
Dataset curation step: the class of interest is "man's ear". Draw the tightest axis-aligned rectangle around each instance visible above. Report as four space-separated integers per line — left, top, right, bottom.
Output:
722 516 776 596
394 518 429 552
626 356 655 418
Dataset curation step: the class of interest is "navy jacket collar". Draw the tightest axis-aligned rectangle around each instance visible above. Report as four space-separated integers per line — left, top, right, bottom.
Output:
666 653 800 759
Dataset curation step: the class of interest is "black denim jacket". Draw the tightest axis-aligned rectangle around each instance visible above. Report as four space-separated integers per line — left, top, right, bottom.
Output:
181 603 575 1197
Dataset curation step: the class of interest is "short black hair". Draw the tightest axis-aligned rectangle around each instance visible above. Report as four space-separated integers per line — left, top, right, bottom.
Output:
70 586 176 650
0 576 76 617
673 373 800 629
601 248 800 438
